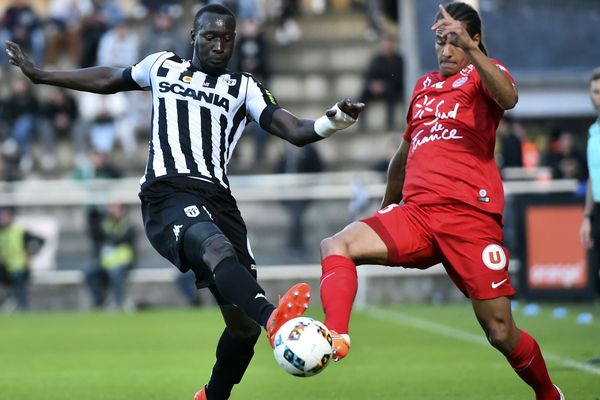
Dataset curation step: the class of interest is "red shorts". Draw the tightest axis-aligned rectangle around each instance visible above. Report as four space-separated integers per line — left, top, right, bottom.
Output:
361 202 516 300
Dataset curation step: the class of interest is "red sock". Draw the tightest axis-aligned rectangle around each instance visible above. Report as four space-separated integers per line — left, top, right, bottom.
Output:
320 255 357 334
507 330 559 400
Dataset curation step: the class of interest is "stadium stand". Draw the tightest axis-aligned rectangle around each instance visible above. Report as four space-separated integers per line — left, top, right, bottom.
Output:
0 0 594 310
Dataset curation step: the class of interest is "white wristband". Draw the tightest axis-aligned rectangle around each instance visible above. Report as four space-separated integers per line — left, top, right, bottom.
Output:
314 115 337 138
314 104 357 138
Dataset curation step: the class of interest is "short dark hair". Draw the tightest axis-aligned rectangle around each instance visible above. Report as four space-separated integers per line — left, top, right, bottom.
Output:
193 4 236 32
435 2 487 56
591 67 600 83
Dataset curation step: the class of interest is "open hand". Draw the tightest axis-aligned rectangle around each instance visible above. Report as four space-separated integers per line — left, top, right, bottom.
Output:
328 98 365 120
5 40 37 80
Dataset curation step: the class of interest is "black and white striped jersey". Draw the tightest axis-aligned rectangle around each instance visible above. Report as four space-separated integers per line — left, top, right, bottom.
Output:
124 51 280 190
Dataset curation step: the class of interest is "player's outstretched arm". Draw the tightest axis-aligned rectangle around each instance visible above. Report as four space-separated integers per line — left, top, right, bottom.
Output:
5 41 132 94
268 98 365 146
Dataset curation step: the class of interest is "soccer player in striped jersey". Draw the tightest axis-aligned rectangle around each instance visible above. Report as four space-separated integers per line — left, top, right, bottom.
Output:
6 4 364 399
317 3 564 400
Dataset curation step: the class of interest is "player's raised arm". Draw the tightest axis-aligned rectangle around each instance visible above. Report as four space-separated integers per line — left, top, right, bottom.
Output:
5 41 135 94
431 4 517 110
267 98 365 146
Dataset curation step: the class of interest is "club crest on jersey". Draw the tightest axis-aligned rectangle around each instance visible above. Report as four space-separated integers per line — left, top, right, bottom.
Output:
482 244 506 270
452 76 468 88
184 205 200 218
220 77 237 86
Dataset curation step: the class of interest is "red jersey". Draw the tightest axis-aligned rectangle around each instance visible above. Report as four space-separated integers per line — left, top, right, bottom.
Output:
402 59 514 216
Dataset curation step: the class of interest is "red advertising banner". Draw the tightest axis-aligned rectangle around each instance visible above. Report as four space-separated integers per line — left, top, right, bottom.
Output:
526 205 588 289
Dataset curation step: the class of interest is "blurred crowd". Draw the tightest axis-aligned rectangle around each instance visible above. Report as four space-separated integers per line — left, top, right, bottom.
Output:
0 0 404 312
0 0 409 181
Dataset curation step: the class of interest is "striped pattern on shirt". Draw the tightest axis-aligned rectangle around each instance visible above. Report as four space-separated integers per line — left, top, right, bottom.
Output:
125 51 280 189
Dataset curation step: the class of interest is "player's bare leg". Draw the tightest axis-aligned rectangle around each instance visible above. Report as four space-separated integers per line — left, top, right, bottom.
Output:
472 297 563 400
319 221 388 361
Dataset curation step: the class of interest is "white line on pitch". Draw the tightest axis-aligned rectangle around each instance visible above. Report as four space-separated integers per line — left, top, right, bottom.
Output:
365 307 600 376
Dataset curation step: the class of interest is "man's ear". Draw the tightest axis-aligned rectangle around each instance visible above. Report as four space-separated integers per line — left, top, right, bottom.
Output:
190 29 195 45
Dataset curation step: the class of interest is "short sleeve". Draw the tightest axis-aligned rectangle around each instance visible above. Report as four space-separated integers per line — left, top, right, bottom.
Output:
245 75 281 130
127 51 169 90
480 58 516 100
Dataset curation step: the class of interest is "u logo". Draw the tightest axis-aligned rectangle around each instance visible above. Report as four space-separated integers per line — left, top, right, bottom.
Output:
482 244 506 270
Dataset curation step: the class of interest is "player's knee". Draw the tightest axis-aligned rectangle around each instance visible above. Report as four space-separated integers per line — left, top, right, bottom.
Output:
203 236 236 269
485 322 514 351
183 222 237 271
320 235 349 258
229 323 261 344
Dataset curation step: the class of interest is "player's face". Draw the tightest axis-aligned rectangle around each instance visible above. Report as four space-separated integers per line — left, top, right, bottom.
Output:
591 78 600 114
191 12 236 75
435 22 478 77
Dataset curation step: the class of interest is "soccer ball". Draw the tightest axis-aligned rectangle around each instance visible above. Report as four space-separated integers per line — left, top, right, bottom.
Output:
273 317 333 377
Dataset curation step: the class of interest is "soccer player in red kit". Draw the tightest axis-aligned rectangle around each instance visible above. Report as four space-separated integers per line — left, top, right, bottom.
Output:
318 3 564 399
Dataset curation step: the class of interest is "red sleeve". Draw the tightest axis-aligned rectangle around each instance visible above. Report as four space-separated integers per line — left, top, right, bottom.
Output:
480 58 516 100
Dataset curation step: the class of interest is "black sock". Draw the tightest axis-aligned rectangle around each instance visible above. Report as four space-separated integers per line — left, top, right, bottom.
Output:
206 328 259 400
213 257 275 327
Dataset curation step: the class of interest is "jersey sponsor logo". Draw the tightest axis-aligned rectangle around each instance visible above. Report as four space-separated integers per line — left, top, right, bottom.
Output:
173 224 183 241
452 76 468 88
460 64 475 77
184 205 201 218
432 81 445 89
414 95 460 126
410 122 463 153
158 81 230 111
422 76 432 89
179 72 193 84
163 60 186 71
482 244 507 270
264 88 277 105
414 95 435 119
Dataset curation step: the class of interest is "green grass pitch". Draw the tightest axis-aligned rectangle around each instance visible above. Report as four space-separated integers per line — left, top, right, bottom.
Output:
1 303 598 400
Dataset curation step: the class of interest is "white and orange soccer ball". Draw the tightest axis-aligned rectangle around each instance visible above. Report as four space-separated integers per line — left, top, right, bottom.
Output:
273 317 333 377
